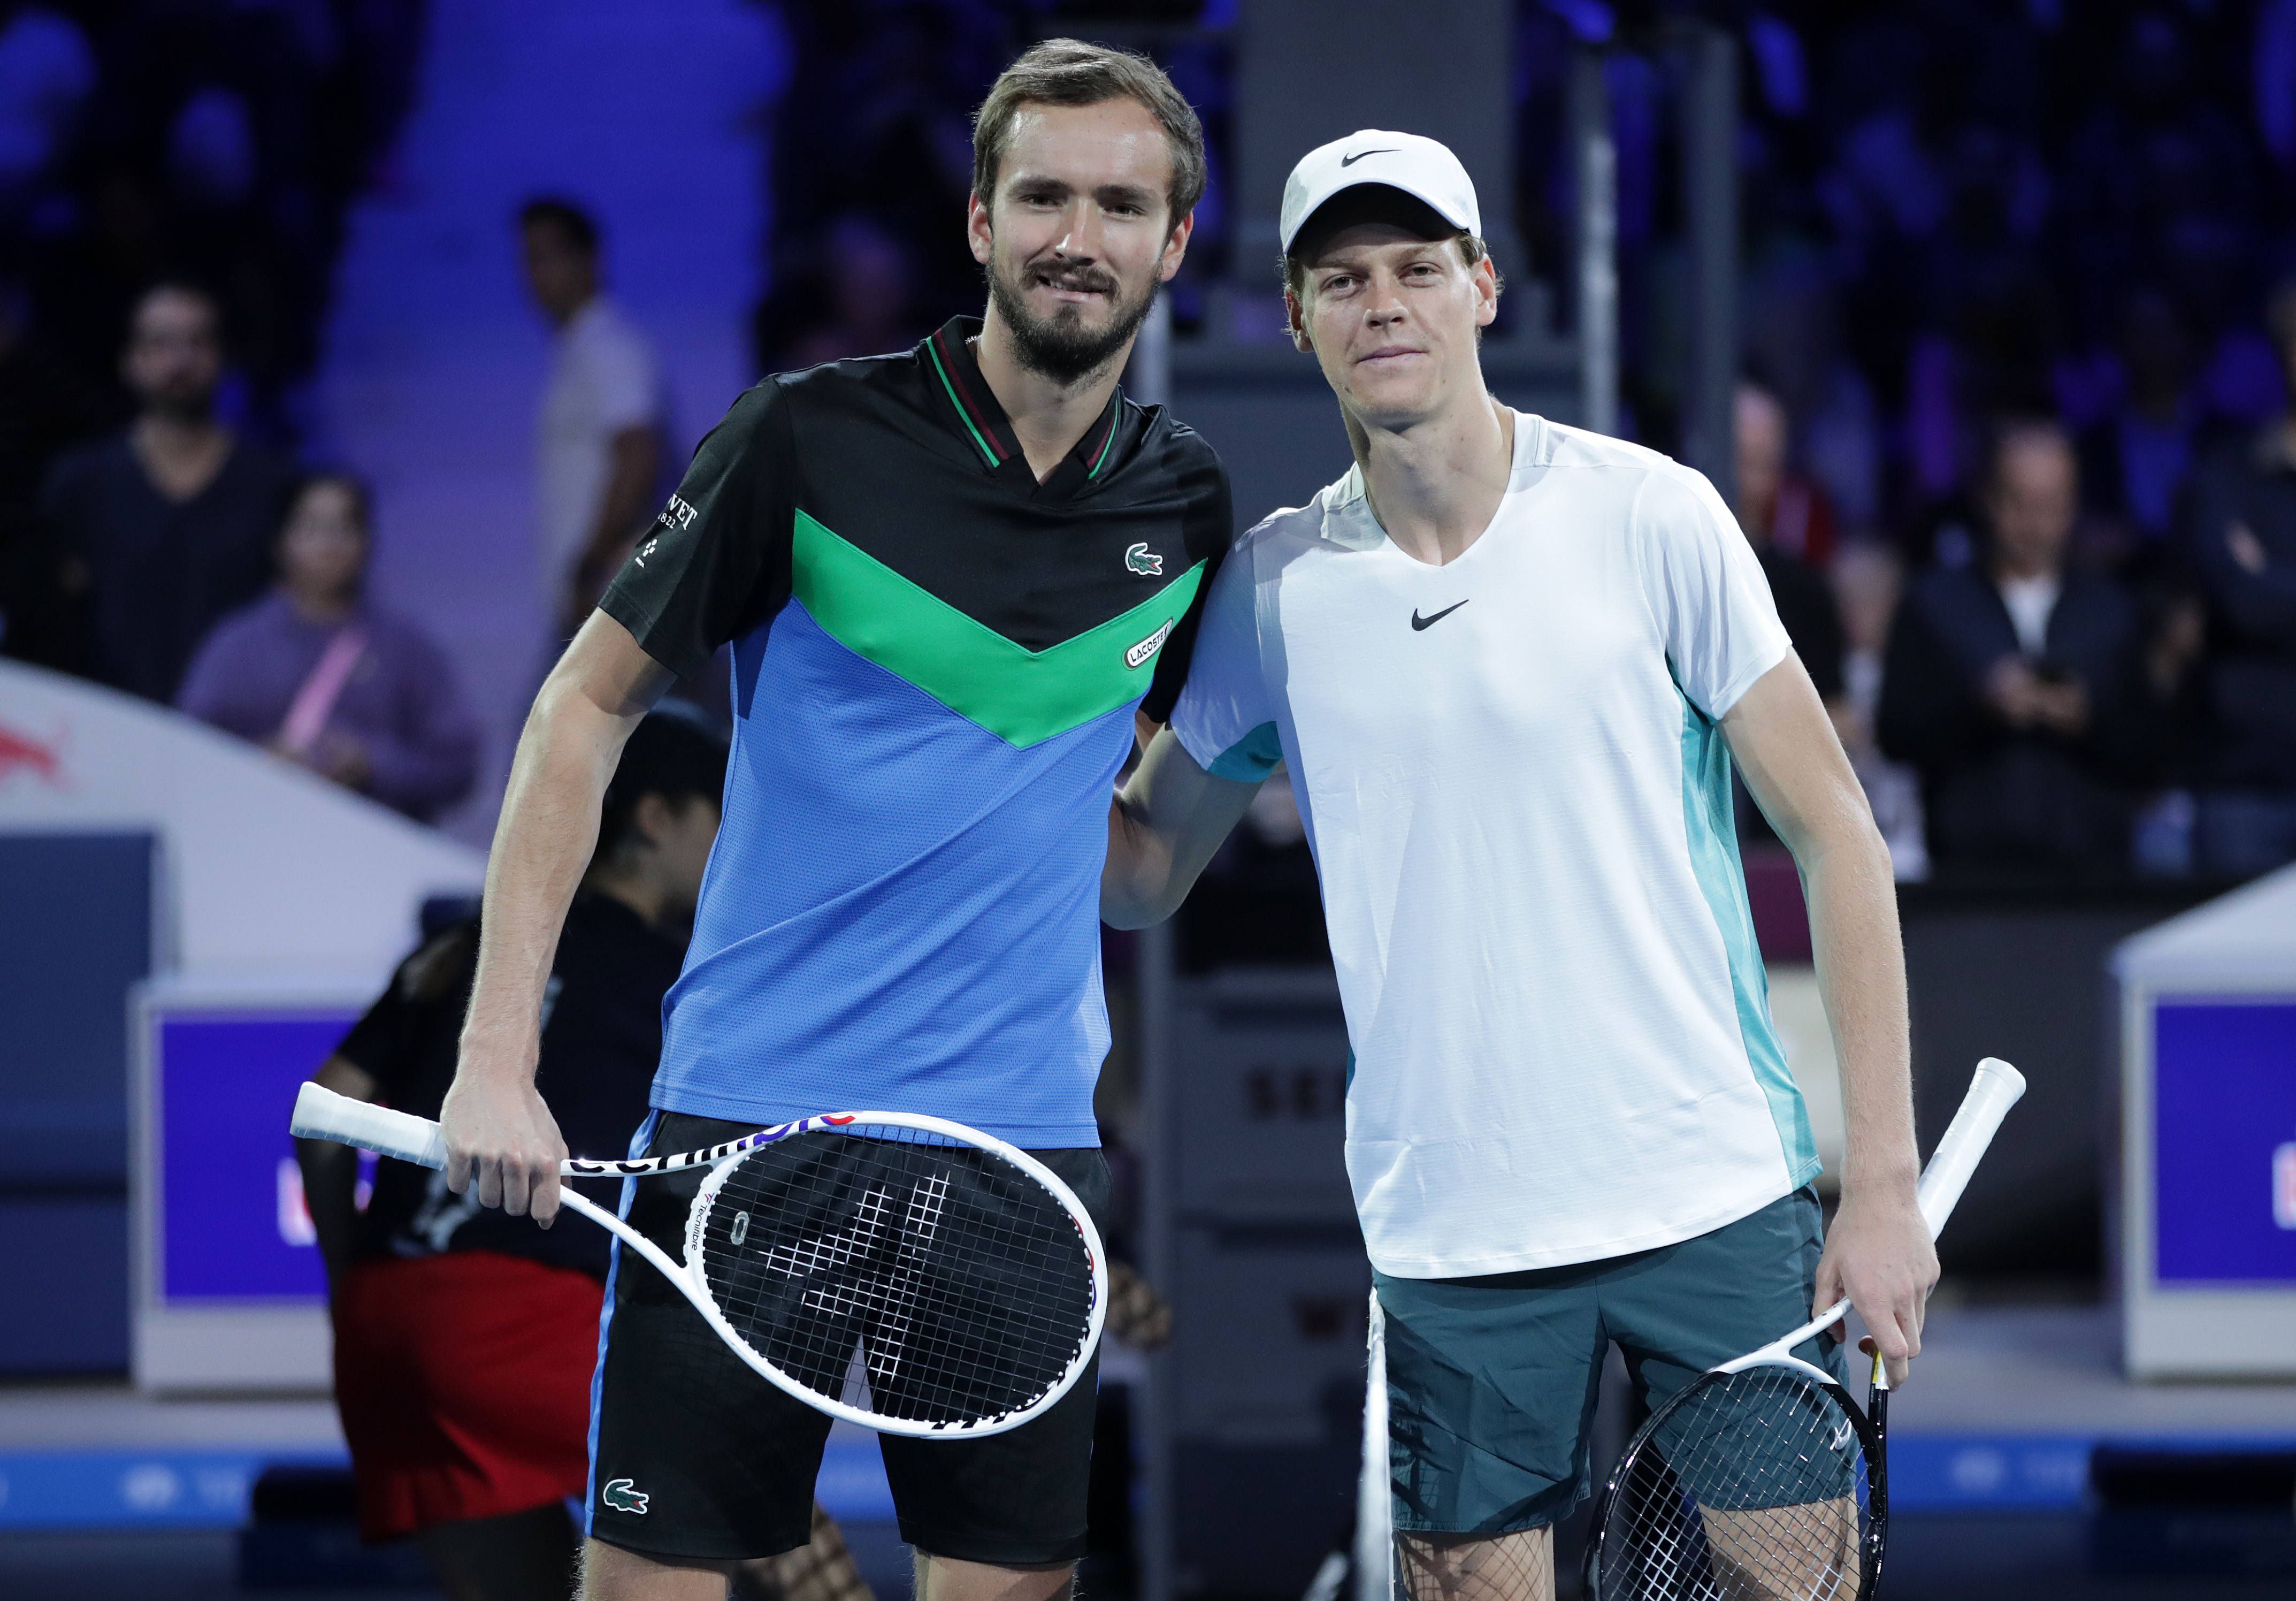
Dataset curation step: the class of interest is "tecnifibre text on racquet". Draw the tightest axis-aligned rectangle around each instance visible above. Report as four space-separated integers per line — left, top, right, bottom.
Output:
1578 1056 2026 1601
290 1081 1107 1439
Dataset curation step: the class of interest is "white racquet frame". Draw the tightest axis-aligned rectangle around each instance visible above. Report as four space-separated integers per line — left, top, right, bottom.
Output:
290 1080 1110 1438
1353 1056 2027 1601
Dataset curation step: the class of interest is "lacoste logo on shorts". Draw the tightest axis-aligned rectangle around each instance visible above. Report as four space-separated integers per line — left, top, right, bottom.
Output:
602 1477 649 1514
1126 617 1176 669
1125 542 1164 576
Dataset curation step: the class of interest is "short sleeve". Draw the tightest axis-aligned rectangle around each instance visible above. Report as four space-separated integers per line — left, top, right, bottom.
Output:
587 319 660 433
600 380 795 678
1631 464 1792 719
1167 536 1281 780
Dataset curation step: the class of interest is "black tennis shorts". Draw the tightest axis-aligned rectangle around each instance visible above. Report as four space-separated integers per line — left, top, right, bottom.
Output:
586 1111 1111 1566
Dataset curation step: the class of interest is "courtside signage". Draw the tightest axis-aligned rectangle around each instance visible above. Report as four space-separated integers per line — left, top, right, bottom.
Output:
2154 1000 2296 1284
156 1010 360 1301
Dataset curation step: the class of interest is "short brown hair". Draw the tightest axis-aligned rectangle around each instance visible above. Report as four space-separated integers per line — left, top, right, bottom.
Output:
972 38 1206 227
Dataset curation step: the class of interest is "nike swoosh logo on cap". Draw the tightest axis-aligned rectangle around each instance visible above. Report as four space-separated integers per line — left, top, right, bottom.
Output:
1340 148 1399 167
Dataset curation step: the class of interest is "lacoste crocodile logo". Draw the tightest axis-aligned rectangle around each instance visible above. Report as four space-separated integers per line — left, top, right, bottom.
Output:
1126 617 1176 669
601 1477 649 1515
1125 542 1163 576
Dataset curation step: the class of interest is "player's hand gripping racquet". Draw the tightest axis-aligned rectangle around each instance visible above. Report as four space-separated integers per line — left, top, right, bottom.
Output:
1577 1056 2026 1601
289 1082 1107 1438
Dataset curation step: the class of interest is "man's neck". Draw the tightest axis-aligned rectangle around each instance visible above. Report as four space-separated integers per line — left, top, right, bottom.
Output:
1993 558 2057 586
1348 385 1515 567
284 584 357 627
583 866 668 929
551 290 599 332
131 411 231 503
973 304 1128 482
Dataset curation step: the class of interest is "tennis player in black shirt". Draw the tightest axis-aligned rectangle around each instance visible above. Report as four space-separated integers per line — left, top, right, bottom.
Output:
298 710 728 1601
434 36 1226 1601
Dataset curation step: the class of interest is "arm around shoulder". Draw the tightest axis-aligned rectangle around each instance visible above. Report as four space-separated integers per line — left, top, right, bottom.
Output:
1103 726 1262 929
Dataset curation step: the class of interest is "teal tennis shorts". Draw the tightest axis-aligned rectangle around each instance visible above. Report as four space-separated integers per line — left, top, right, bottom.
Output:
1375 1186 1845 1536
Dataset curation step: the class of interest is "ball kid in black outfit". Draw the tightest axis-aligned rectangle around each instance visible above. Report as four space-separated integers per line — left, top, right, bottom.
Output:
296 708 726 1601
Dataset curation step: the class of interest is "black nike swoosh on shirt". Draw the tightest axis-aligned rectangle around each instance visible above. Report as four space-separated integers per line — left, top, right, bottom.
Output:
1411 601 1468 630
1340 149 1399 167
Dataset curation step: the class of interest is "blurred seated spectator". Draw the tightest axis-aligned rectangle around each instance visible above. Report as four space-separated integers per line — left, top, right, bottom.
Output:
2177 277 2296 879
177 472 478 824
753 211 927 373
1734 377 1841 569
1734 380 1843 699
1830 542 1927 880
2078 289 2205 574
1880 419 2160 876
42 280 295 702
0 6 94 233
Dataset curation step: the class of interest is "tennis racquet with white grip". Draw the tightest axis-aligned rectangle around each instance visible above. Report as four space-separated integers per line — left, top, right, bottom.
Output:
1578 1056 2026 1600
1350 1057 2025 1601
289 1081 1107 1439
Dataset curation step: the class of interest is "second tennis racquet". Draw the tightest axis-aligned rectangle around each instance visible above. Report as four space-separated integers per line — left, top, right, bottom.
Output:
1578 1055 2027 1601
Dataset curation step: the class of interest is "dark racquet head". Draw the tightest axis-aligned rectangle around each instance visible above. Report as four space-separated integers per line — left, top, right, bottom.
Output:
686 1118 1104 1434
1583 1355 1886 1601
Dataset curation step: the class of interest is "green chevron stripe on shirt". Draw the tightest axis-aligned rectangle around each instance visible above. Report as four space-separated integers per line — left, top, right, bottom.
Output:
792 508 1205 748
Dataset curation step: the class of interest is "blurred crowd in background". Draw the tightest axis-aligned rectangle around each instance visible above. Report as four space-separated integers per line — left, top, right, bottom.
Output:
1 0 2294 886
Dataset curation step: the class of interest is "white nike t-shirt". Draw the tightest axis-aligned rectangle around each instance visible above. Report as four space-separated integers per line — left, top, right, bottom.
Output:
1168 412 1818 1278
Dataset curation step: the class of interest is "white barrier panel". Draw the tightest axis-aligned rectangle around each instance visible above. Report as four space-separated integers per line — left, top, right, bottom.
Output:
2114 865 2296 1379
0 658 483 974
132 972 379 1393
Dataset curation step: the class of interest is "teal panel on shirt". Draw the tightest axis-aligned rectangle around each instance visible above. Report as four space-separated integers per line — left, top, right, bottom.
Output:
1673 682 1820 1186
1208 721 1283 781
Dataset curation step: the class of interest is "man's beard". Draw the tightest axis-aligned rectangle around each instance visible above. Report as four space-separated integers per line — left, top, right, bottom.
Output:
986 250 1156 387
144 383 217 424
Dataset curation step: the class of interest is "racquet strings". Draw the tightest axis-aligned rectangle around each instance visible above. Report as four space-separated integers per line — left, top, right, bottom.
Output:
695 1124 1096 1427
1602 1366 1872 1601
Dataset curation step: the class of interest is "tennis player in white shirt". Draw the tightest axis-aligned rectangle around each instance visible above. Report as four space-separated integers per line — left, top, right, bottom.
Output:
1104 132 1937 1600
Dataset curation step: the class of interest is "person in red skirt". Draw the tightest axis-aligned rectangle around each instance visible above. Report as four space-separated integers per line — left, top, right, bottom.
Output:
297 708 732 1600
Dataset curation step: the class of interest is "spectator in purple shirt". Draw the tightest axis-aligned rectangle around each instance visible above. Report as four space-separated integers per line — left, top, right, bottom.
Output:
178 472 479 823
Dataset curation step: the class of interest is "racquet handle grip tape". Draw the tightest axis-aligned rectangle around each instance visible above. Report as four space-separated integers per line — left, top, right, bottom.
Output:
292 1080 449 1170
1914 1055 2026 1237
1763 1056 2026 1360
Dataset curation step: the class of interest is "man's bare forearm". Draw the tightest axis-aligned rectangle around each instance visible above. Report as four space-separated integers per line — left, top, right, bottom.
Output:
460 628 661 1082
1801 815 1919 1199
577 428 660 587
1102 792 1177 929
1101 729 1259 930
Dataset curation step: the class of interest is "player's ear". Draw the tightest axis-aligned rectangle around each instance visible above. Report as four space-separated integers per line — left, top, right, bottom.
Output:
966 188 994 268
1473 250 1501 329
627 791 674 853
1159 208 1195 283
1286 288 1312 354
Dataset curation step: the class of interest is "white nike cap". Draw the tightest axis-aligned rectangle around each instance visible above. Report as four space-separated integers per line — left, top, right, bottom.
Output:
1280 129 1482 257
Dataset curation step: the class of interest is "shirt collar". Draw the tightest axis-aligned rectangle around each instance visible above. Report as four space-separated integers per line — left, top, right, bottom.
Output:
921 317 1124 496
